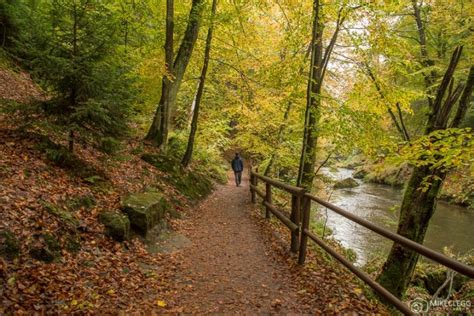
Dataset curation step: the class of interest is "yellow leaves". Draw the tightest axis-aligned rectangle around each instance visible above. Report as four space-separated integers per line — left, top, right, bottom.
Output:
353 288 363 295
71 299 79 306
156 299 167 308
7 276 16 286
106 289 115 295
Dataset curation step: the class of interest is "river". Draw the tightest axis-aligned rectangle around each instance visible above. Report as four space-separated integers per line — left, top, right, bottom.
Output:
317 168 474 265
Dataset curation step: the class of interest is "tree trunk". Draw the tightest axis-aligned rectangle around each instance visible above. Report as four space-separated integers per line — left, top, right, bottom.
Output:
182 0 217 167
146 0 204 149
296 0 323 190
376 166 446 298
145 0 174 147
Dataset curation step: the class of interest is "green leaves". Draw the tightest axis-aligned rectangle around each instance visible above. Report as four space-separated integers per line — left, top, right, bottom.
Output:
392 128 473 173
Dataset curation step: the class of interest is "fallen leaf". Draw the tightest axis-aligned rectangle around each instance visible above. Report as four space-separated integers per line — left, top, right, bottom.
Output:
156 300 167 307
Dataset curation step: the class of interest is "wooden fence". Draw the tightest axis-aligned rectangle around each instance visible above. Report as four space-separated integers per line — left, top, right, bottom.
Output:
249 170 474 315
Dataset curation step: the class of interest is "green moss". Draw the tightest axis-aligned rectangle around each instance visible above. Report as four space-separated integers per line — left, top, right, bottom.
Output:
333 177 359 189
99 211 130 241
65 235 81 252
42 201 79 228
99 137 121 154
35 135 104 179
68 195 96 210
29 233 61 263
121 192 170 236
0 230 20 260
141 153 214 200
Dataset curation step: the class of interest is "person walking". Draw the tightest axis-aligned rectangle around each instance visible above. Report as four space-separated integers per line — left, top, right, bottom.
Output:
231 153 244 187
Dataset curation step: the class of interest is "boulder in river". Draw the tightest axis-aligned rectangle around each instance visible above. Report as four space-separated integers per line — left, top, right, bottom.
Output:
353 168 368 179
334 177 359 189
121 191 170 236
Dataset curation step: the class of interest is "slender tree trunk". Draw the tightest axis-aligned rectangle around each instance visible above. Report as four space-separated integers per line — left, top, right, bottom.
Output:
364 64 410 141
182 0 217 167
146 0 174 147
146 0 204 149
296 4 347 190
69 2 78 153
296 0 324 190
377 48 473 298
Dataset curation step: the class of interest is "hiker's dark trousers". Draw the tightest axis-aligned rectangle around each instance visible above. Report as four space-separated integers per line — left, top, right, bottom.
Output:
234 171 242 186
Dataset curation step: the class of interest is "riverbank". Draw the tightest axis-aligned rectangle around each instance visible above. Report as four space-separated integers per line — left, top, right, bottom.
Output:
336 155 473 208
316 166 473 312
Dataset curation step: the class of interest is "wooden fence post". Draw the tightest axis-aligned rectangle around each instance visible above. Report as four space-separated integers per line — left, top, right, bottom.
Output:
250 173 256 203
298 195 311 264
265 182 272 219
290 193 301 253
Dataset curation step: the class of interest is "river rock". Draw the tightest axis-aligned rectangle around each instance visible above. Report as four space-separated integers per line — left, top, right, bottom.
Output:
334 177 359 189
353 168 368 179
121 191 170 236
0 230 20 260
99 211 130 241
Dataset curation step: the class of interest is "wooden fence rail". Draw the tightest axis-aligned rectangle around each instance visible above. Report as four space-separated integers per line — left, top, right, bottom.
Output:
249 170 474 316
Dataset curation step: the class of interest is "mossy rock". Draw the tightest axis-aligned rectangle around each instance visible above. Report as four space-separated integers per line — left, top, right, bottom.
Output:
29 233 61 263
65 234 81 253
99 211 130 241
68 194 96 210
42 201 79 228
353 168 368 179
423 270 469 296
0 230 20 260
168 207 183 219
121 191 170 236
334 177 359 189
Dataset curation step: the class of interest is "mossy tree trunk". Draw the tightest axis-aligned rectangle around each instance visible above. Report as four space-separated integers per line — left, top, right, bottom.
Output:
182 0 217 167
377 48 474 298
297 2 346 190
376 166 445 297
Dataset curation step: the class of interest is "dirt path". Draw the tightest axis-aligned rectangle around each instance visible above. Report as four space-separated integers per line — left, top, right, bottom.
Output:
170 171 312 313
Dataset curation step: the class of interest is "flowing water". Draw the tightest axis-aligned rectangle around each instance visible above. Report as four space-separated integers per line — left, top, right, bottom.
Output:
317 168 474 265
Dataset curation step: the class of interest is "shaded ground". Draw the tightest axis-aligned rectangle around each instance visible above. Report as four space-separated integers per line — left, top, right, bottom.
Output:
165 172 386 314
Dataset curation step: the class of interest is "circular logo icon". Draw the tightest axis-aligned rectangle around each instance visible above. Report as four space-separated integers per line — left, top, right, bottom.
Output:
410 298 429 313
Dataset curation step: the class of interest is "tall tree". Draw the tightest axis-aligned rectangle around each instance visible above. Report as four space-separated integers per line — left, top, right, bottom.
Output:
297 1 346 190
374 0 474 298
181 0 218 167
145 0 204 149
376 48 474 298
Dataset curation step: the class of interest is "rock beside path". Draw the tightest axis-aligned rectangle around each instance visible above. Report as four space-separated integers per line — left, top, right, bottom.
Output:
122 191 170 236
99 211 130 241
